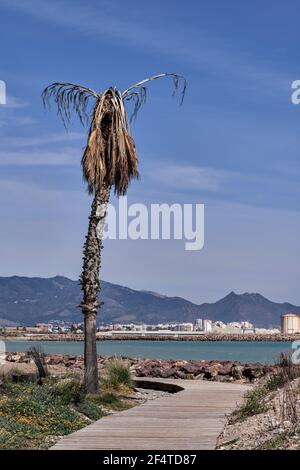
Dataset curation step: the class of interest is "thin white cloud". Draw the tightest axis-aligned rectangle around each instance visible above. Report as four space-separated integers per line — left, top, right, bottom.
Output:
146 162 300 198
5 95 29 109
0 94 36 128
1 132 84 148
0 147 80 166
149 164 225 192
0 115 37 128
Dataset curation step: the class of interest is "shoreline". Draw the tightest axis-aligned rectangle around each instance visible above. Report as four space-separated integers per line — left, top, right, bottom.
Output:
1 333 299 342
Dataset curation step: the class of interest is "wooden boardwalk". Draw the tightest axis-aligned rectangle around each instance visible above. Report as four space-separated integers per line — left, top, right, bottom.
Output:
52 378 250 450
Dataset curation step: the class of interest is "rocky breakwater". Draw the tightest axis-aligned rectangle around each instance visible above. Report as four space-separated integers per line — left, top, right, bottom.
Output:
134 358 277 383
5 353 277 383
2 333 300 342
98 333 300 342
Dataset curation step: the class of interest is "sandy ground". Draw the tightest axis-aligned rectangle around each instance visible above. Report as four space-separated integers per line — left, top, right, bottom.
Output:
0 362 79 378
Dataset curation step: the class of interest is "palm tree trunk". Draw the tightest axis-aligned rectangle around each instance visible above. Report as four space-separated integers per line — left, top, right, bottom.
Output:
80 183 110 394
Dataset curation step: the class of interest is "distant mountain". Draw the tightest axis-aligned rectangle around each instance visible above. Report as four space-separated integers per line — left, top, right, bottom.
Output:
0 276 200 327
0 276 299 328
197 291 300 328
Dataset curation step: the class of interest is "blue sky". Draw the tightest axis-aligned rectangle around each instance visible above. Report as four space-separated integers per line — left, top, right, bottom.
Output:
0 0 300 304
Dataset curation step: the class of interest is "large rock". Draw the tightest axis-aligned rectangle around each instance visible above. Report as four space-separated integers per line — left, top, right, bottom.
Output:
203 364 222 379
243 366 265 380
47 354 63 365
173 370 187 379
231 365 244 380
6 353 23 363
179 362 203 375
159 367 176 378
218 362 234 376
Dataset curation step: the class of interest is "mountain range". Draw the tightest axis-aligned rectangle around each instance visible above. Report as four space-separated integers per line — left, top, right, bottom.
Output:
0 275 299 328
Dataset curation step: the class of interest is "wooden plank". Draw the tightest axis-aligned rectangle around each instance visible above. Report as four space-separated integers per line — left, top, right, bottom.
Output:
52 378 250 450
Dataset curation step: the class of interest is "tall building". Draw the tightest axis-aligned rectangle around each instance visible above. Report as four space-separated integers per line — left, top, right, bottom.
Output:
194 319 203 331
281 313 300 334
203 319 212 333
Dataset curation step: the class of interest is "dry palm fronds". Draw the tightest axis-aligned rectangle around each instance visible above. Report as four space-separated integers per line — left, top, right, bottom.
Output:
81 87 139 195
42 73 187 195
42 82 98 127
122 72 187 122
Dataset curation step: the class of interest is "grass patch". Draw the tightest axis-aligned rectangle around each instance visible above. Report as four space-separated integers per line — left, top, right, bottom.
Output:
229 354 300 425
91 391 134 411
264 373 287 393
0 360 137 449
102 359 133 391
98 360 135 411
0 376 104 449
51 379 85 405
76 400 105 420
229 385 269 423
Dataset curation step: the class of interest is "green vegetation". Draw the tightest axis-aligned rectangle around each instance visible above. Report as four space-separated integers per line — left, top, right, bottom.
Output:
229 354 300 425
263 373 286 393
0 360 135 449
102 359 134 391
92 391 134 412
51 378 85 405
0 378 87 450
229 385 269 423
76 400 105 420
95 360 136 411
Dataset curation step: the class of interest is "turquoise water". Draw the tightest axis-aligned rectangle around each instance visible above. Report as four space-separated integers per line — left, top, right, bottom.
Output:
4 340 293 364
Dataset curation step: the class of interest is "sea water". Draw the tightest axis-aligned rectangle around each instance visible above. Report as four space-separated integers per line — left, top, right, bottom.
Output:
4 340 293 364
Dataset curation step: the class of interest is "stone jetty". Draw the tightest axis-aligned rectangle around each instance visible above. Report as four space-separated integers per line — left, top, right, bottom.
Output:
5 352 278 383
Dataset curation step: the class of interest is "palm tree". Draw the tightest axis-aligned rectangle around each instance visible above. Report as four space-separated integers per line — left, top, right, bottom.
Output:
42 73 187 394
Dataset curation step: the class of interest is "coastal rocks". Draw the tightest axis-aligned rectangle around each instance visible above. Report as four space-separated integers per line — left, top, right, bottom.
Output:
179 362 203 375
203 364 222 379
218 362 234 376
45 354 63 365
134 358 278 383
4 352 278 384
158 367 176 379
6 353 23 363
231 365 244 380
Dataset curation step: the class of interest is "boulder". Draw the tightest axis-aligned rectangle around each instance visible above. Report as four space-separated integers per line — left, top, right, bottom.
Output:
242 366 264 380
194 373 205 380
218 362 234 376
7 353 22 363
203 364 221 379
231 365 244 380
179 363 203 375
135 366 151 377
173 370 187 379
159 367 176 379
46 355 63 365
